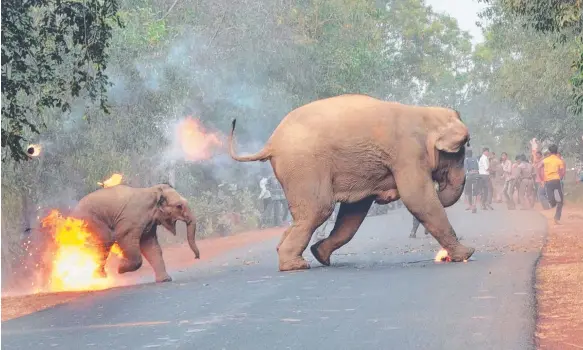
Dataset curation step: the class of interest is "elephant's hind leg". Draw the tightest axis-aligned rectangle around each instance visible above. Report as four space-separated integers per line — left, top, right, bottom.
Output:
116 230 143 274
277 195 334 271
95 243 112 278
140 227 172 283
310 197 374 266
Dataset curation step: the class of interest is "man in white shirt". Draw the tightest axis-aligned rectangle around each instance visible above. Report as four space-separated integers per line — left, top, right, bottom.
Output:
258 174 272 228
478 147 494 210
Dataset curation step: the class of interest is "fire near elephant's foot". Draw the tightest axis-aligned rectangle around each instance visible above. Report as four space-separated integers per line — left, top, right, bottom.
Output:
446 244 475 262
279 256 311 272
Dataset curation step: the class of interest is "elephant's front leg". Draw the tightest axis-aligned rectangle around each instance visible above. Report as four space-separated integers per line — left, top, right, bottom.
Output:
395 167 475 262
140 227 172 283
310 197 374 266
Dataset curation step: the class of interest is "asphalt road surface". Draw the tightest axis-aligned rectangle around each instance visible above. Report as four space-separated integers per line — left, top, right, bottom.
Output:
2 202 546 350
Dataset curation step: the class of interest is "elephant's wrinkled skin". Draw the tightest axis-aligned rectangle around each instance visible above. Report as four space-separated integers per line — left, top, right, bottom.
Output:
70 184 200 282
228 94 474 272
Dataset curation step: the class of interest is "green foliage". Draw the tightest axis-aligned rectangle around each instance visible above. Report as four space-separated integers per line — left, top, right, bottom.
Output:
480 0 583 114
1 0 122 162
468 0 583 159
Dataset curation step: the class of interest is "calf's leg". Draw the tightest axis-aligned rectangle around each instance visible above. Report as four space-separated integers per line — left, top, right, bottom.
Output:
140 227 172 282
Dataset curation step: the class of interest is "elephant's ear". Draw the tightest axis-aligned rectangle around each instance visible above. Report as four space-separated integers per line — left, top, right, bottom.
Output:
426 113 469 169
155 188 168 208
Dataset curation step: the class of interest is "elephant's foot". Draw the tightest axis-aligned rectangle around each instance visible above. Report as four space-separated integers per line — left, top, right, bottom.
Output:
118 258 143 274
310 240 331 266
409 233 417 239
155 275 172 283
446 244 475 262
279 256 311 272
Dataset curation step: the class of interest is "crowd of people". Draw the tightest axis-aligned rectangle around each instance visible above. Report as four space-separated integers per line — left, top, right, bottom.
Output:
463 141 567 224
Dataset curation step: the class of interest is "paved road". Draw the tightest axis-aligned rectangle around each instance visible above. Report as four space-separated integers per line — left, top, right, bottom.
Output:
2 202 546 350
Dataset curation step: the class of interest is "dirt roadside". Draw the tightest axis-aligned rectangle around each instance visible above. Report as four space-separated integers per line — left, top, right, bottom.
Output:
535 204 583 349
1 226 284 322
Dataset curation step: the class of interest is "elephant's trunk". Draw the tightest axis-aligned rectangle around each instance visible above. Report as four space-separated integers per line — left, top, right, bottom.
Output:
184 208 200 259
433 148 466 207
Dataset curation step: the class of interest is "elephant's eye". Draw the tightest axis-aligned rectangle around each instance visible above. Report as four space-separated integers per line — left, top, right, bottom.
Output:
176 204 183 210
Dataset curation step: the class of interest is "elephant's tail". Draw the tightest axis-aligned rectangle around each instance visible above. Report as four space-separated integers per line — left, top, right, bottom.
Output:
228 119 271 162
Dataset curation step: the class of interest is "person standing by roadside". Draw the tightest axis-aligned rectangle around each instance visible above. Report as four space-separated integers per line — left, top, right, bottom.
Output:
489 152 501 203
267 175 289 226
542 144 566 224
532 150 551 209
500 152 512 203
505 155 522 210
517 154 535 209
478 147 494 210
464 148 480 213
258 173 273 228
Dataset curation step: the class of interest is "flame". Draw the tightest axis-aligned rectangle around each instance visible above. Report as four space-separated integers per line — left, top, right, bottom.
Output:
434 249 469 263
435 249 451 262
26 144 42 157
98 173 123 188
39 210 123 292
177 117 222 161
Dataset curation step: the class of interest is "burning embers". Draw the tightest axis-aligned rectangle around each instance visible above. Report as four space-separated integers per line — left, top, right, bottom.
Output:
37 210 123 292
177 116 222 161
98 173 124 188
435 249 451 262
434 249 469 263
26 144 42 157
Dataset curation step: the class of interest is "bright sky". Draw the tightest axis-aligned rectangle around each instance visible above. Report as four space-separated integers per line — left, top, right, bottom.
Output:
425 0 487 45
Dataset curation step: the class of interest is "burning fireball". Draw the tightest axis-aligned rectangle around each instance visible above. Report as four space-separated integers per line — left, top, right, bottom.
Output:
26 144 42 157
177 117 223 161
39 210 123 292
98 173 123 188
435 249 451 262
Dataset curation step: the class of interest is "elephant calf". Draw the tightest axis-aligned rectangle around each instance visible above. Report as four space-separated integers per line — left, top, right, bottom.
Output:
228 94 475 272
70 183 200 282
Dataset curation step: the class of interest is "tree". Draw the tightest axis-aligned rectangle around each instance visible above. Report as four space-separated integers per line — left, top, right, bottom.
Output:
472 0 583 159
1 0 122 162
480 0 583 114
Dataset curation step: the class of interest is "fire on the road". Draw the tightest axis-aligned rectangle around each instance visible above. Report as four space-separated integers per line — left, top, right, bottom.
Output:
435 249 451 262
40 210 123 292
177 117 222 161
434 249 469 263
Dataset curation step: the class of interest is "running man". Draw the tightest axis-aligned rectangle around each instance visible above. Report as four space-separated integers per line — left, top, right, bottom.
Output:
542 144 566 224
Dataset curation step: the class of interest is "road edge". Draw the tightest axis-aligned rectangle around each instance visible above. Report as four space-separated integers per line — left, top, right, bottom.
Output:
534 203 583 349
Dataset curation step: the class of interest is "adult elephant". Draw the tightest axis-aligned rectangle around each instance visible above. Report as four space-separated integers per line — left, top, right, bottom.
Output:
70 183 200 282
228 94 474 272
